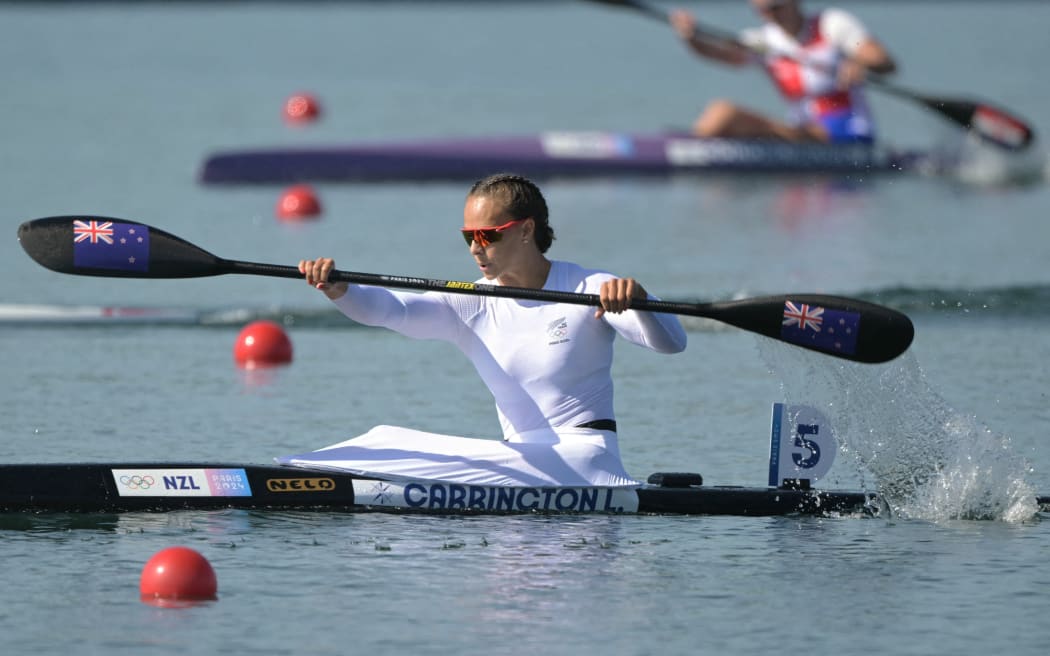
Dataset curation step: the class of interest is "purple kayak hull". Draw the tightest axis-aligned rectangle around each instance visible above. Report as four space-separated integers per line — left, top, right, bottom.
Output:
199 132 924 184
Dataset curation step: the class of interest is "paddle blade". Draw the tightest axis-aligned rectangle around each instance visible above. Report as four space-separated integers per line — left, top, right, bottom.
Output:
18 216 227 279
700 294 913 364
920 97 1034 150
969 104 1035 150
880 84 1037 151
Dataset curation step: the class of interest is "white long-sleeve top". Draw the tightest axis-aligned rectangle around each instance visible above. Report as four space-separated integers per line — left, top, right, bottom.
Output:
332 260 687 440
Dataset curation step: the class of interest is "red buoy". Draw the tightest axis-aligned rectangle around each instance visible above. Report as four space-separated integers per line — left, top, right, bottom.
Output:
283 93 321 124
276 184 322 220
233 320 293 368
139 546 217 605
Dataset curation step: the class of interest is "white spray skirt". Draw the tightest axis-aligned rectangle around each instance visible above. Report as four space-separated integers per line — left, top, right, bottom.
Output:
277 425 641 488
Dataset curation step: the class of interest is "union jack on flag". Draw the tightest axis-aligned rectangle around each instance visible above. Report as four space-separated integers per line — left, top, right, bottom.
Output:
783 301 823 332
780 300 861 356
72 218 150 273
73 220 114 245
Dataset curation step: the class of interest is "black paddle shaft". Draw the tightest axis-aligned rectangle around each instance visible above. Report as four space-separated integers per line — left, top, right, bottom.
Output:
18 216 914 363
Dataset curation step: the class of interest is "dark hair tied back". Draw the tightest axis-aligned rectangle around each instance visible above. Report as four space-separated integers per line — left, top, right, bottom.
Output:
468 173 555 253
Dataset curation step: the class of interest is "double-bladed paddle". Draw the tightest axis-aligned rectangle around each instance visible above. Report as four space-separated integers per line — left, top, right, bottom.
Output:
587 0 1034 151
17 216 914 364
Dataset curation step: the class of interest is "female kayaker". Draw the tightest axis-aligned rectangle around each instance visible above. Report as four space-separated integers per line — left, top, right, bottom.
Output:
296 173 686 487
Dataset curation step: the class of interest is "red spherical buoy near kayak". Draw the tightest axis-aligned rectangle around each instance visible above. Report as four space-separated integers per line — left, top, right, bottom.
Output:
233 320 293 369
284 92 321 124
276 184 322 220
139 546 217 605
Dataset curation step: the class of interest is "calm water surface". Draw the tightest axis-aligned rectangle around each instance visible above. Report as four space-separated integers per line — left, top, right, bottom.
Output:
2 2 1050 655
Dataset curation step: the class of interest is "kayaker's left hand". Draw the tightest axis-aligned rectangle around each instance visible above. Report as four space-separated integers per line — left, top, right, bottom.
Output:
596 278 647 319
837 58 868 89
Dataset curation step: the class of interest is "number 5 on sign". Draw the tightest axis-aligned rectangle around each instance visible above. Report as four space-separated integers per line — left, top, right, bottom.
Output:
768 403 837 487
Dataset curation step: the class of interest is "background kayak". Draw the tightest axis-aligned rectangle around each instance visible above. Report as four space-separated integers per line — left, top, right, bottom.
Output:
199 132 932 183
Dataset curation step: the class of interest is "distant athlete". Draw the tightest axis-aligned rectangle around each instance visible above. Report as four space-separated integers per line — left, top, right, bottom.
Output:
670 0 896 143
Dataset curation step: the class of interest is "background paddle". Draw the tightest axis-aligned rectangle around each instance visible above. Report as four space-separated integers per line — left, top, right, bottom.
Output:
587 0 1034 151
18 216 914 363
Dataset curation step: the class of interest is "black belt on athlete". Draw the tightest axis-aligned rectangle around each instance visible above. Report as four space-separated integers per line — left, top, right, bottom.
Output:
575 419 617 432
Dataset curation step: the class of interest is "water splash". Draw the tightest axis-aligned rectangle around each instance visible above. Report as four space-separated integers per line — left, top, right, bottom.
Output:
756 342 1037 522
919 135 1048 188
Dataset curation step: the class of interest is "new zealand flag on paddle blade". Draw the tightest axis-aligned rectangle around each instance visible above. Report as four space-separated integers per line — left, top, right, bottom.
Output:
72 219 149 272
780 300 860 356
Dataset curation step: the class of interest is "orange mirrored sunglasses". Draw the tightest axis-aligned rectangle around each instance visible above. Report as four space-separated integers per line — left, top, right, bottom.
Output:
460 218 529 247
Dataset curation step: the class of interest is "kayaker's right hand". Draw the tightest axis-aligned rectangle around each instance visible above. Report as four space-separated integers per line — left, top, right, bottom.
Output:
669 9 698 41
299 257 348 300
